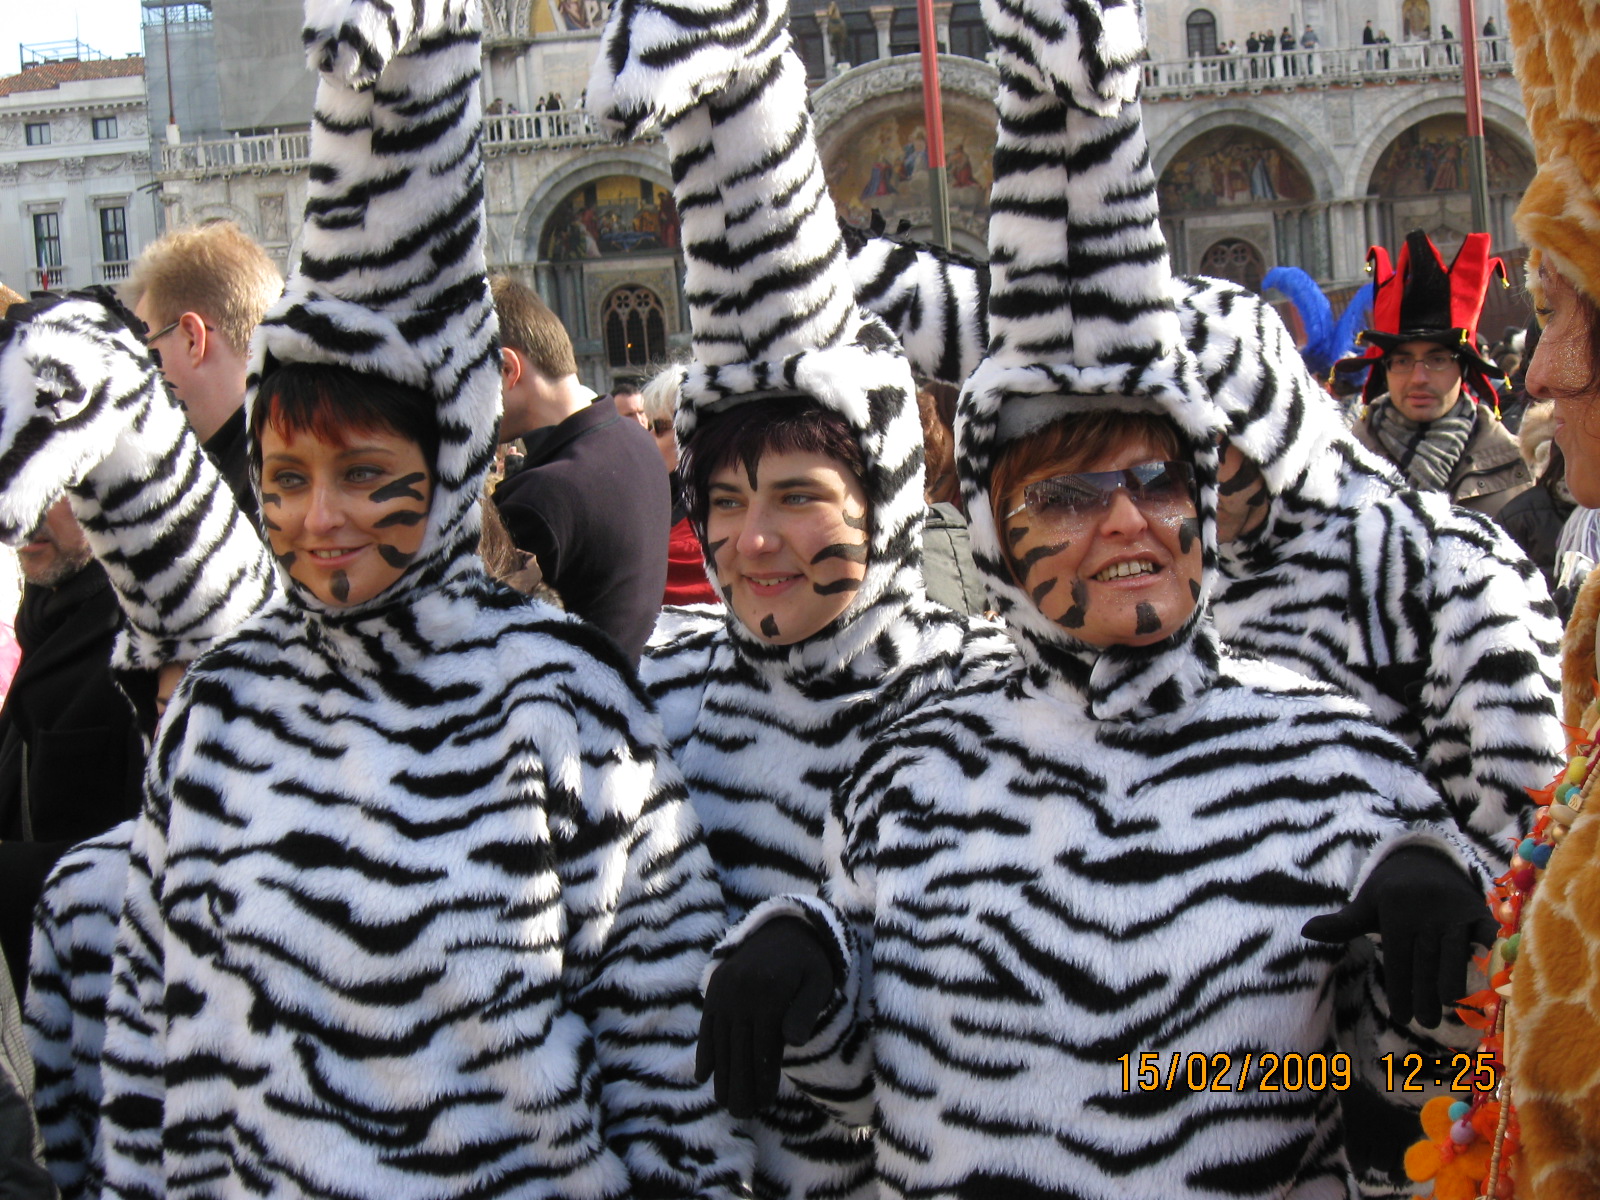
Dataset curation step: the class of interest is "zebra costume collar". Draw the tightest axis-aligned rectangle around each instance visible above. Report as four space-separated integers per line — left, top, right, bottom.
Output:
958 0 1227 721
591 0 930 681
245 0 498 621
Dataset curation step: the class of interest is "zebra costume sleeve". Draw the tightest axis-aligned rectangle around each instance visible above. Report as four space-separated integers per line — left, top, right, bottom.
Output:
25 822 134 1200
90 1 750 1195
0 295 279 673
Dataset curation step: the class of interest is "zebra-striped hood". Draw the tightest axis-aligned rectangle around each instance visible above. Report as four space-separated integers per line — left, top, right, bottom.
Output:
245 0 499 621
593 0 932 679
960 0 1228 719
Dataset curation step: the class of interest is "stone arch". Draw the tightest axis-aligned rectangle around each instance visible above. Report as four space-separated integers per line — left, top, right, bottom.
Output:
187 202 257 239
1347 95 1534 197
1151 109 1334 202
513 149 673 259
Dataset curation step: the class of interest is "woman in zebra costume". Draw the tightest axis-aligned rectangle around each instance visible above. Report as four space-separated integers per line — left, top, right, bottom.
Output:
0 288 280 1199
702 0 1500 1192
84 3 747 1197
587 3 1007 1197
842 237 1564 1193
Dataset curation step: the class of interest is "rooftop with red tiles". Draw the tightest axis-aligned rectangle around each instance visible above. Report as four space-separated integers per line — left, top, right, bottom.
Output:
0 57 145 98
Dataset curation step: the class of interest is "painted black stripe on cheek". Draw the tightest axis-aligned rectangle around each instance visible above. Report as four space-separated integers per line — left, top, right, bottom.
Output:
1007 524 1029 547
1190 578 1201 600
1031 577 1057 605
274 550 297 567
331 570 350 603
377 544 416 568
813 577 864 595
1135 602 1160 635
704 538 728 558
373 509 427 529
369 472 428 503
720 585 734 606
760 614 780 638
260 492 282 507
1014 539 1069 575
1059 578 1088 628
1178 518 1200 555
842 512 867 531
811 539 868 565
262 517 283 532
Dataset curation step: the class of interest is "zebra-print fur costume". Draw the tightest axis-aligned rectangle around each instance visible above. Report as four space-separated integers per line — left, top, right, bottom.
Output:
844 234 1562 1194
0 291 279 1200
593 9 1007 1197
90 4 748 1197
716 0 1496 1193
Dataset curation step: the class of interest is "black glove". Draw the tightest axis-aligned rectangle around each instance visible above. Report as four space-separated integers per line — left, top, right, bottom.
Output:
695 917 838 1118
1302 846 1495 1028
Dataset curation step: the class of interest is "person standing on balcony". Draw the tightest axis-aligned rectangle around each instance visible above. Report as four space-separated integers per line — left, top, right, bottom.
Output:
1245 29 1261 75
1299 23 1318 73
1280 25 1296 73
1441 23 1458 62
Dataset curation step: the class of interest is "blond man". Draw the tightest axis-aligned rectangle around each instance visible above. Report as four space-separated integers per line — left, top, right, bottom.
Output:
123 222 281 515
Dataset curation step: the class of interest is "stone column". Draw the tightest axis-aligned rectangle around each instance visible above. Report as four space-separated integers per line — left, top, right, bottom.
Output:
813 8 836 76
934 2 952 52
870 5 894 61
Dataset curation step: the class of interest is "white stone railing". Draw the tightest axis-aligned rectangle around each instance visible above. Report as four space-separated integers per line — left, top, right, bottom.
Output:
99 261 131 283
157 109 615 178
160 129 313 176
1142 34 1512 95
30 266 65 291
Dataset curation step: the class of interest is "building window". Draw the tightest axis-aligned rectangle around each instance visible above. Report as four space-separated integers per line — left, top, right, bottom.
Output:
1200 238 1265 292
793 20 826 79
100 206 129 270
33 212 63 287
841 13 878 66
1186 10 1219 57
93 116 118 140
603 287 666 368
947 2 989 58
25 122 50 146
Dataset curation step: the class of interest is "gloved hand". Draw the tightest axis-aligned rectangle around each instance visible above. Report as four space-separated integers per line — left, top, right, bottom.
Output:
1302 846 1495 1028
696 916 838 1118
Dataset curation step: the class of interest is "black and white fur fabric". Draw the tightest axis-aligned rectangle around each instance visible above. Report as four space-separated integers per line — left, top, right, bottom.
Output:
592 8 1007 1198
0 291 280 1200
92 3 748 1197
714 0 1498 1193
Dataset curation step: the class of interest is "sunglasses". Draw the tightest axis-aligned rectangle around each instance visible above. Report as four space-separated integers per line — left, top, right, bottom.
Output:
651 418 674 436
1005 461 1197 525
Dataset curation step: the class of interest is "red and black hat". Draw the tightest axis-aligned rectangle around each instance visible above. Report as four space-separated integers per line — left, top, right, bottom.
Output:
1340 229 1508 404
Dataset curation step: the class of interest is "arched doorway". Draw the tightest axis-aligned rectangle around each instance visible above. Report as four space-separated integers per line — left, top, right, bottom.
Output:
1401 0 1431 38
1365 115 1535 253
603 286 667 370
1199 238 1266 291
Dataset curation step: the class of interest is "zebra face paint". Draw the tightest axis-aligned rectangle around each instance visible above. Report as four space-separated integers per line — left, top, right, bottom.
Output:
257 424 433 609
1215 444 1271 544
1000 436 1203 649
705 448 870 646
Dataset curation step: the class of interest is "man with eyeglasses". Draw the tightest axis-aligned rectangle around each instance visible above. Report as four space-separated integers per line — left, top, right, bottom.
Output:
123 222 282 527
1347 230 1532 520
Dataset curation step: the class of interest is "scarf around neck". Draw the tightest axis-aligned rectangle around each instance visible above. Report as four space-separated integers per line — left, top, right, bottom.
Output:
1368 395 1476 493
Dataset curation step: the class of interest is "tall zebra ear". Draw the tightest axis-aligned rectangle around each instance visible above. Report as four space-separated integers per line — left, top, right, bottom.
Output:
588 0 786 137
302 0 478 89
980 0 1146 115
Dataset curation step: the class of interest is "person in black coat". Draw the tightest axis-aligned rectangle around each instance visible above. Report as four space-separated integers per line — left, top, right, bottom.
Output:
0 500 143 997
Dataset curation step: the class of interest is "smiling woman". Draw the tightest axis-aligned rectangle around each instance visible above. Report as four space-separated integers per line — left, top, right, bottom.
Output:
680 397 870 645
249 363 435 608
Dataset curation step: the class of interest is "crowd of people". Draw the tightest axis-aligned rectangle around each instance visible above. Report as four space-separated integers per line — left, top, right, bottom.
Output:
0 0 1594 1197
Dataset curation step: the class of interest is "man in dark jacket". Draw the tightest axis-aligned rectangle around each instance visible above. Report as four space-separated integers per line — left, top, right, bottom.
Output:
490 277 669 665
0 499 143 996
1344 229 1533 521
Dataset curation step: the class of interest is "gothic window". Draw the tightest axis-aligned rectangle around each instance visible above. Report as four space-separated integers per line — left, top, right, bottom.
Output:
1186 10 1218 57
603 287 666 368
1200 238 1265 292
